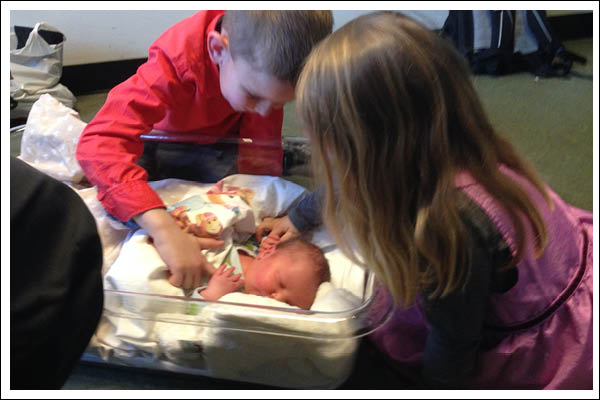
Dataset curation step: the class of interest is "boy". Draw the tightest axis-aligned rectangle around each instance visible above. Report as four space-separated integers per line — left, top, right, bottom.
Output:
199 237 331 310
76 11 333 290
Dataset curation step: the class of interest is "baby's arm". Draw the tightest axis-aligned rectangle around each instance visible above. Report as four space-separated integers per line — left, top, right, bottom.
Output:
199 264 244 301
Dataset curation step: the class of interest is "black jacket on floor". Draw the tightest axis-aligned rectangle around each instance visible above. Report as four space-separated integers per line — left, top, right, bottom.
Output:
10 157 104 389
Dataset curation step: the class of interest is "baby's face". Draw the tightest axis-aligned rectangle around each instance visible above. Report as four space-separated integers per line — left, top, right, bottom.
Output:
244 249 321 309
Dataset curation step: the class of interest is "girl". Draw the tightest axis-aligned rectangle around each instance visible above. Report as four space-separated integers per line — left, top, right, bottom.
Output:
258 12 593 389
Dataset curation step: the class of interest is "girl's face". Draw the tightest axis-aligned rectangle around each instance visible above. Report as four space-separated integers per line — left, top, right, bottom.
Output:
243 248 321 309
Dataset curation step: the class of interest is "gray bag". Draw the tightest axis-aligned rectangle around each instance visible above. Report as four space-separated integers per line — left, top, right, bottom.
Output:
10 22 76 119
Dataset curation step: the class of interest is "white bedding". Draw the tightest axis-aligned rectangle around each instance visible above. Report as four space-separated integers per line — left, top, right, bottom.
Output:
77 175 370 388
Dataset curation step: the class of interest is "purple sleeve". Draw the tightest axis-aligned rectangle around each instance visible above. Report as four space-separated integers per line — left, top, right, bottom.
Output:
287 185 325 232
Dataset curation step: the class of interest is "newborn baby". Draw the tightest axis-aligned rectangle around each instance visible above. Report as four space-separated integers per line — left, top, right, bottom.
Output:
166 198 330 309
199 237 331 310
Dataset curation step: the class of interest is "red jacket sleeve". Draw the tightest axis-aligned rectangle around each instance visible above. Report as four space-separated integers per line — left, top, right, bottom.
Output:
237 109 284 176
76 45 196 222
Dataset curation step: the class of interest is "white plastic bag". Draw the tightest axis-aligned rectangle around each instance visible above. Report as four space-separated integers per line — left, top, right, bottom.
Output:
10 22 76 119
19 94 87 183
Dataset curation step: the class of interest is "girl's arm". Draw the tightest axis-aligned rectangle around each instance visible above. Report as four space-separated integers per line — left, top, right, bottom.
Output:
255 185 325 241
420 202 499 388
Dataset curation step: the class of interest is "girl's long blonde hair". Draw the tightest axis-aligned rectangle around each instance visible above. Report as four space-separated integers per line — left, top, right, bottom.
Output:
296 12 551 307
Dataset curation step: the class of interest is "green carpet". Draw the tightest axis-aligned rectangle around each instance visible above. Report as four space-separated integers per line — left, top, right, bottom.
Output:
472 38 593 211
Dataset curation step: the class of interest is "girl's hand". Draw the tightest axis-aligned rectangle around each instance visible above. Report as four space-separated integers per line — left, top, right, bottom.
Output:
199 265 244 300
255 215 300 244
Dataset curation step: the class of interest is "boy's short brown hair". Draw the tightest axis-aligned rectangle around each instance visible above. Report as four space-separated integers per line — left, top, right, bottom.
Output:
276 238 331 284
222 10 333 84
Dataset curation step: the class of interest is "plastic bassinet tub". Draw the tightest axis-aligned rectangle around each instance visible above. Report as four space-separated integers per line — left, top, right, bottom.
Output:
11 127 393 388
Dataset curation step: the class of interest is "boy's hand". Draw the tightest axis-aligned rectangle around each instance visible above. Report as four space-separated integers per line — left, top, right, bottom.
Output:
199 265 244 301
255 215 300 244
135 208 224 289
155 229 222 289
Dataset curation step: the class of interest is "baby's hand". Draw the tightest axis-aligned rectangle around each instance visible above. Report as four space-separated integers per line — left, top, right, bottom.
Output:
258 235 280 253
199 265 244 301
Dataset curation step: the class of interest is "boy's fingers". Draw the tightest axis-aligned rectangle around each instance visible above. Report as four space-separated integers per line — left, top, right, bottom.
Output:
197 237 225 249
182 272 195 289
168 272 184 288
232 273 242 282
193 273 202 290
203 262 218 277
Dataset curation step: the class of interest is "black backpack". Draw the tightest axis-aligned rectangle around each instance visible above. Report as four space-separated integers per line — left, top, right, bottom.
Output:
441 10 586 77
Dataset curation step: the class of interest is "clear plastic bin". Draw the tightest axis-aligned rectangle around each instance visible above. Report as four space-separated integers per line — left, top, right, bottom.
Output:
84 273 392 389
11 127 393 389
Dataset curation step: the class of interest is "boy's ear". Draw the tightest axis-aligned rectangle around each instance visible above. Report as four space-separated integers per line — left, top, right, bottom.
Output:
207 30 229 65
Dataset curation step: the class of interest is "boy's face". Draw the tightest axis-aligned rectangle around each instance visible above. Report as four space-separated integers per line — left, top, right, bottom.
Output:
208 30 295 117
244 248 321 309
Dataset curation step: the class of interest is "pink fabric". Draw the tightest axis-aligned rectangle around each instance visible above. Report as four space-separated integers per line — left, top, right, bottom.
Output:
370 168 593 389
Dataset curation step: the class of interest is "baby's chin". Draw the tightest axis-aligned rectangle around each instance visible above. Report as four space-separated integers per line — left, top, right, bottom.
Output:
295 297 316 310
242 283 263 297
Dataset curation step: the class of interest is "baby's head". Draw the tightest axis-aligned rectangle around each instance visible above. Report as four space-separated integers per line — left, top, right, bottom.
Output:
244 238 331 309
207 11 333 117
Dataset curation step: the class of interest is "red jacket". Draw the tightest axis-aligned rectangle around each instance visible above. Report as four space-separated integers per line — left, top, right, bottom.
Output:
76 11 284 222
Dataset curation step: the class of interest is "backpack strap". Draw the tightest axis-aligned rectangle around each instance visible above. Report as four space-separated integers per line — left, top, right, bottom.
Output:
442 10 517 75
519 10 586 77
490 10 515 53
441 10 474 57
525 10 556 53
471 10 515 75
